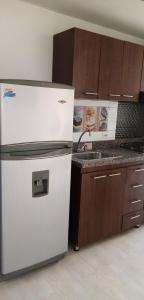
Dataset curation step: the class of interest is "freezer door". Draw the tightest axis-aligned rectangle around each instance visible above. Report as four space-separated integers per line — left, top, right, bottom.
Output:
1 154 71 274
0 84 74 145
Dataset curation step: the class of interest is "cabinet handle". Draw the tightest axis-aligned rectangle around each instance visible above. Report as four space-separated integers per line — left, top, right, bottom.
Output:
123 95 134 98
132 184 143 189
109 173 121 177
84 92 98 96
94 175 107 179
130 214 141 220
135 168 144 172
131 199 142 204
109 93 121 97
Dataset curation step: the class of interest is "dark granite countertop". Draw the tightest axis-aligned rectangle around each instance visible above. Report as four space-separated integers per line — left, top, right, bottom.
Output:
72 148 144 169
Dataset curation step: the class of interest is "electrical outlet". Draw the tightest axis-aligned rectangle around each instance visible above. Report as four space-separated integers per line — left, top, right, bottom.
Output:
84 142 92 151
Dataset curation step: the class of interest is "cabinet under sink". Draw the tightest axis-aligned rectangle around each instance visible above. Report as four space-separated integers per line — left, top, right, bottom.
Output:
69 162 144 250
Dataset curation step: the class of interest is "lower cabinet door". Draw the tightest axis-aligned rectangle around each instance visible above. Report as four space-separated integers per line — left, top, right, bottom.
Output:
79 171 107 246
78 169 125 247
103 170 125 237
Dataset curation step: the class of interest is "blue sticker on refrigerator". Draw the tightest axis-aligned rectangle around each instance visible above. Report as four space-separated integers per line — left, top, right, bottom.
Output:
3 87 16 98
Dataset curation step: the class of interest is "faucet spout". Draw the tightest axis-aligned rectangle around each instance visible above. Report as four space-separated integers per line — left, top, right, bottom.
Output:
76 129 91 152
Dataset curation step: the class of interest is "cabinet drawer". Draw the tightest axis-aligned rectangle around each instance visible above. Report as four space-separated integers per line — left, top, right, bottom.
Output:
127 165 144 185
122 210 144 231
124 197 144 214
124 186 144 213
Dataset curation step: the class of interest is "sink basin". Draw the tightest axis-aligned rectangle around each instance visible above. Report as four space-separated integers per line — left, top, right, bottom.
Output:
74 151 109 160
73 151 122 161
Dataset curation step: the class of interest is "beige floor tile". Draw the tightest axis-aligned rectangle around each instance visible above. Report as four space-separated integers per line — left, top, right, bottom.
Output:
0 227 144 299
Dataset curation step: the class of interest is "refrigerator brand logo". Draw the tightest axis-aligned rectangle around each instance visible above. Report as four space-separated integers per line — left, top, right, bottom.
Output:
58 100 67 104
4 87 16 98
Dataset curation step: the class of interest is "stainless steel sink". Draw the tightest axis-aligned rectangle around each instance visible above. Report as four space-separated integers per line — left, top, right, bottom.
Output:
73 151 122 161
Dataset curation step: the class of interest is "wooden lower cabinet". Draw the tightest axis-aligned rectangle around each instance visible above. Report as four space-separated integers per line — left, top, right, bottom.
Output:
122 164 144 228
69 166 126 249
69 163 144 250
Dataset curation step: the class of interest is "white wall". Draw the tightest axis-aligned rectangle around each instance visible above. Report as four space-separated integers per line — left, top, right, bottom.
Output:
0 0 144 81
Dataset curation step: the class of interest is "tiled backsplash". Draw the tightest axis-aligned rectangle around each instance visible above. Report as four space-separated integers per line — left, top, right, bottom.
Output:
73 101 144 143
73 100 118 142
116 102 144 139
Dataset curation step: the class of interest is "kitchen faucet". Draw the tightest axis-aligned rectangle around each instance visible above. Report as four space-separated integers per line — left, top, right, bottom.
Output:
76 129 91 152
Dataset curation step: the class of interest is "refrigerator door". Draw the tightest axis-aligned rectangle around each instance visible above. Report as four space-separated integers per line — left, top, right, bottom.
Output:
0 83 74 146
1 153 71 275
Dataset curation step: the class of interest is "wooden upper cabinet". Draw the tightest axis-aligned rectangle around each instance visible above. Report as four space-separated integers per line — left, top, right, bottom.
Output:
140 59 144 91
73 29 101 99
52 28 75 85
99 38 144 102
121 42 144 102
53 27 144 102
99 36 124 101
53 28 101 99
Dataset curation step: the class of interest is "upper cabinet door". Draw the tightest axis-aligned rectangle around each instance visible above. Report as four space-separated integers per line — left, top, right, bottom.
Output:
99 36 124 101
140 59 144 91
73 29 101 99
121 42 144 102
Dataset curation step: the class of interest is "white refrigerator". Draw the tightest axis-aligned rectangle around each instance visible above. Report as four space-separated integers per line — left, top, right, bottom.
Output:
0 80 74 276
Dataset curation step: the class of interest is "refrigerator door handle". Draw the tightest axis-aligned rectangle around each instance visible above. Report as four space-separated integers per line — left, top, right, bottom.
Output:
1 148 72 161
1 141 73 153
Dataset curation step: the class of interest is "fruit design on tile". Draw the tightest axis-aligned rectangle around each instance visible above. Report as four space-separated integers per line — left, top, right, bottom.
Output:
73 106 108 132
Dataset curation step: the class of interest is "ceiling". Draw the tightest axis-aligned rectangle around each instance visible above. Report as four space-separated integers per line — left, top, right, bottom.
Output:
21 0 144 39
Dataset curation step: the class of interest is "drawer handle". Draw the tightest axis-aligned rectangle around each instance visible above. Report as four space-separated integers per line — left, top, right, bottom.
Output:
123 95 134 98
130 214 141 220
131 199 142 204
135 169 144 172
132 184 143 189
84 92 98 96
109 93 121 97
109 173 121 177
94 175 107 179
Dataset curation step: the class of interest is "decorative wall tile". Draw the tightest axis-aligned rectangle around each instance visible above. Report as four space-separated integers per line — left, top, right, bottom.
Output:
116 102 144 139
73 106 108 132
73 100 118 142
